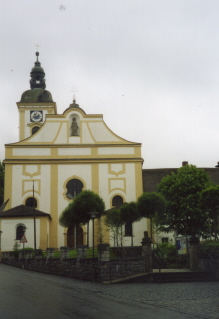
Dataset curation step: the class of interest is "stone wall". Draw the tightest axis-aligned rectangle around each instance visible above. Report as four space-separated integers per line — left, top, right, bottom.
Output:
143 168 177 192
199 257 219 279
0 237 153 282
1 256 146 283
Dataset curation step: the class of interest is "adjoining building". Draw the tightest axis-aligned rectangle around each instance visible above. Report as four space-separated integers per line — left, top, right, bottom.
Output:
142 162 219 243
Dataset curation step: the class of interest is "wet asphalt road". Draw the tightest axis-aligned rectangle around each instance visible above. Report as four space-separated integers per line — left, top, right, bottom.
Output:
0 264 218 319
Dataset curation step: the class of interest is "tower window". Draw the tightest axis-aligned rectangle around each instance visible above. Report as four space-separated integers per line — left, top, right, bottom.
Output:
66 179 83 199
32 126 40 135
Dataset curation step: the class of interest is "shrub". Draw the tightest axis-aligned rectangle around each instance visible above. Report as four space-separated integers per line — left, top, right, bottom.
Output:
200 240 219 256
158 242 176 257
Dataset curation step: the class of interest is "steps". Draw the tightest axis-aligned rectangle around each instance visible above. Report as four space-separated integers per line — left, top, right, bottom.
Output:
152 271 215 283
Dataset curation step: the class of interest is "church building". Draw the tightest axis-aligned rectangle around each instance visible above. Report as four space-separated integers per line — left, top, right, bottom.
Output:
1 52 145 251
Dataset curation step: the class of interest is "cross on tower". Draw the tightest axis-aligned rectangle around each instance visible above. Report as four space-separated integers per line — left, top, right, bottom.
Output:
35 44 40 52
70 84 79 101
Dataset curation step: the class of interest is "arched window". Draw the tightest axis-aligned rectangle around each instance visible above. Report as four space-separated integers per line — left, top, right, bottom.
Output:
112 195 123 207
32 126 40 135
16 225 25 240
125 221 133 236
25 197 37 208
66 179 83 199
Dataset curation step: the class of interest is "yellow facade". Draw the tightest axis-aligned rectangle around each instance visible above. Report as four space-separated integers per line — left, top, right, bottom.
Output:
2 54 144 251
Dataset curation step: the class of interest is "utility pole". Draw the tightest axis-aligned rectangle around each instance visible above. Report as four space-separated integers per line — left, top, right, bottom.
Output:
33 181 36 256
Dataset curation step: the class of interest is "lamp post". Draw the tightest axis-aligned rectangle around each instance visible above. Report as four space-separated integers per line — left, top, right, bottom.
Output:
22 225 27 259
87 211 99 282
33 181 36 257
0 230 2 251
87 211 99 260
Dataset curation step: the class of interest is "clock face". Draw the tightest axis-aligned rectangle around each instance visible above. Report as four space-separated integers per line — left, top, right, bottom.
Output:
30 111 43 122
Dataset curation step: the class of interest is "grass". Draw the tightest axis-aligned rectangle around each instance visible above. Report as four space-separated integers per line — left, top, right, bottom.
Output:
42 248 98 259
14 246 110 259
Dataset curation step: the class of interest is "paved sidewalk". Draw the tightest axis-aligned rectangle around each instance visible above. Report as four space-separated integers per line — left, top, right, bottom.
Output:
66 278 219 319
33 269 219 319
1 264 218 318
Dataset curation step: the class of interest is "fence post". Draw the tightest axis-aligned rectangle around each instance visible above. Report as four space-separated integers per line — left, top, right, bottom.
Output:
46 248 54 259
98 244 110 262
60 246 69 259
76 245 87 260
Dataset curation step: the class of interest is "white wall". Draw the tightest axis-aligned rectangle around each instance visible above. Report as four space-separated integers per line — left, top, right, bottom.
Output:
1 218 40 251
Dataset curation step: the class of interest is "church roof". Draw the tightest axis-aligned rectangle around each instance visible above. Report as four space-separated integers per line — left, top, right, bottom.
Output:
0 205 52 219
20 88 54 103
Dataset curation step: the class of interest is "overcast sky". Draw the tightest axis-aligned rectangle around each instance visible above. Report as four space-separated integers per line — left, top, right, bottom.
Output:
1 0 219 169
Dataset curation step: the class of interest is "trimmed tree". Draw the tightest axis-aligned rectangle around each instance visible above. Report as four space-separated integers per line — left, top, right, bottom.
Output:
59 190 105 226
71 190 105 224
59 202 76 227
120 202 141 246
105 208 124 246
157 164 212 237
59 190 105 247
137 192 166 238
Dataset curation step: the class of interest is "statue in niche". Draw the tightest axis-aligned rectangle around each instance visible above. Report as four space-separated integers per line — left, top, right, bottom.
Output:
71 117 78 136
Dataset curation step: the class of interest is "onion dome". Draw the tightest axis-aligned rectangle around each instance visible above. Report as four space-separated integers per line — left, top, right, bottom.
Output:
30 52 46 89
19 52 54 103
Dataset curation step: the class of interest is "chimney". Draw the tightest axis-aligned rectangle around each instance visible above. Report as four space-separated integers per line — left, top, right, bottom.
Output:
215 162 219 168
182 161 188 167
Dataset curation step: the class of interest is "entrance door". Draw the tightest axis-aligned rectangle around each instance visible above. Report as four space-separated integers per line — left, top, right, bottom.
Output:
67 224 83 248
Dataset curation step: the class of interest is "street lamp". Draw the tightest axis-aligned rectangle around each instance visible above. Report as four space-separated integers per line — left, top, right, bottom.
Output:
0 230 3 251
33 181 36 257
87 211 99 260
87 211 99 282
22 225 27 259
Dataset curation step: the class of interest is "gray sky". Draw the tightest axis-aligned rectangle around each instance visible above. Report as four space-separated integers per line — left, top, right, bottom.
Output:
1 0 219 169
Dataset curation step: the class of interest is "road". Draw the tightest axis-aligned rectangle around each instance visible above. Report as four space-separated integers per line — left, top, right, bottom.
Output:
0 264 218 319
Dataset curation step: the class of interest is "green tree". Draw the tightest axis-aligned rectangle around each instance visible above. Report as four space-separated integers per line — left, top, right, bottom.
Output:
200 186 219 240
120 202 141 223
120 201 141 246
157 164 212 236
59 202 76 227
0 161 4 206
71 190 105 223
105 208 124 246
137 192 166 238
59 190 105 226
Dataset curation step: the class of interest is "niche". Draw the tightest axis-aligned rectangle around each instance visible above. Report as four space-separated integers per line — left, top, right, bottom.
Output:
69 114 80 136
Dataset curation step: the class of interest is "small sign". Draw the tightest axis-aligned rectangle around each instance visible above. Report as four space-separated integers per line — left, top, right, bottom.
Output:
20 235 28 243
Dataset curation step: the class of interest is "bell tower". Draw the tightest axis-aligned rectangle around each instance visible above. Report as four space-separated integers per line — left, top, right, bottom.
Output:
17 52 57 141
30 51 46 89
